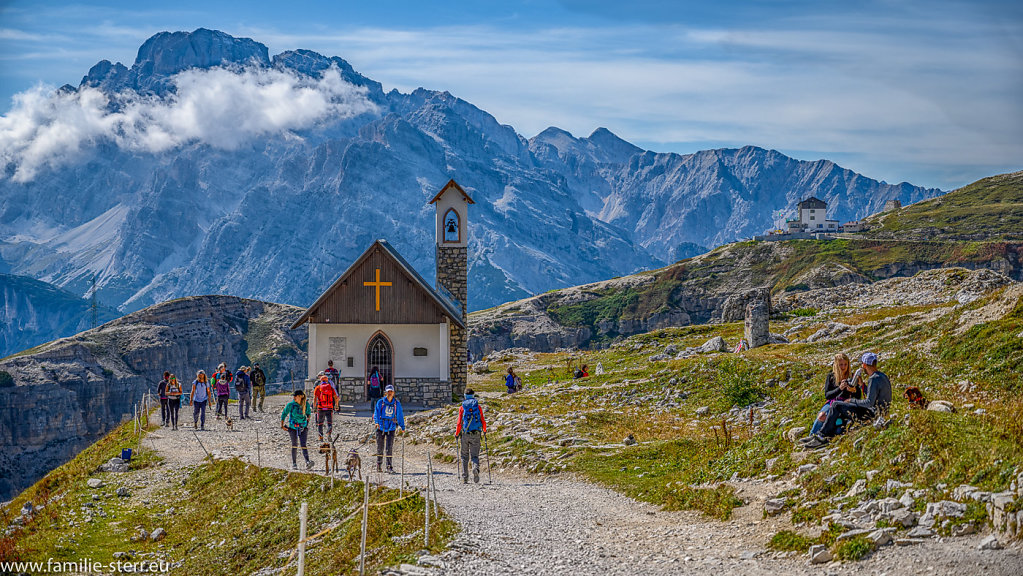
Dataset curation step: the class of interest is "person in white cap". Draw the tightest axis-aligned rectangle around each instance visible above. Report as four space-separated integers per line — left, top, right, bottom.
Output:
372 385 405 472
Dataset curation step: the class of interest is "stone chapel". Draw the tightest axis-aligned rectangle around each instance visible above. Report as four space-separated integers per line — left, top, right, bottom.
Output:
291 179 473 407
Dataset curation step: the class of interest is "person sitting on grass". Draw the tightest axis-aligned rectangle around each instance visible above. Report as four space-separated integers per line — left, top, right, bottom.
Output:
799 352 863 444
805 352 891 449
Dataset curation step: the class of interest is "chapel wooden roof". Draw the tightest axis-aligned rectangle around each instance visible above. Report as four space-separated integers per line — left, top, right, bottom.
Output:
290 240 465 329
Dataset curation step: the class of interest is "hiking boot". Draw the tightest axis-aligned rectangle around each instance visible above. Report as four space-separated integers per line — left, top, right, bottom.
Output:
306 460 315 470
473 467 480 484
463 477 469 484
376 464 383 473
291 463 298 471
804 434 829 450
798 435 815 444
387 466 395 474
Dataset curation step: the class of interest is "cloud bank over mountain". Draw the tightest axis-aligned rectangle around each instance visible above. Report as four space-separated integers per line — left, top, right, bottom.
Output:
0 65 375 181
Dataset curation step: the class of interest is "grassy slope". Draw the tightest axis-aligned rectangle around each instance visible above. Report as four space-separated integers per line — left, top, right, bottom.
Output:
454 280 1023 532
1 419 453 574
866 171 1023 240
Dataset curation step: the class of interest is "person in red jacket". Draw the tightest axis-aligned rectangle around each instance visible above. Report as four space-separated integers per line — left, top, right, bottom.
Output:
313 375 338 441
454 388 488 484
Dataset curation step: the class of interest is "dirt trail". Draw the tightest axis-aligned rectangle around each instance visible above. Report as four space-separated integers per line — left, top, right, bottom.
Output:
147 396 1022 576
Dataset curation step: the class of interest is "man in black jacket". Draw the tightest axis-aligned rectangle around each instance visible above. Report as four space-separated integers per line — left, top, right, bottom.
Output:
805 352 891 449
157 371 170 426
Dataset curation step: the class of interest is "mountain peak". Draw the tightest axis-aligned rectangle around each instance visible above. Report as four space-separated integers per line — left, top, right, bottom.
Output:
584 127 642 163
133 28 270 78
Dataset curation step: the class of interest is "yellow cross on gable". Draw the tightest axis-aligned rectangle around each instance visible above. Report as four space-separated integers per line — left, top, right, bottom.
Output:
363 268 392 311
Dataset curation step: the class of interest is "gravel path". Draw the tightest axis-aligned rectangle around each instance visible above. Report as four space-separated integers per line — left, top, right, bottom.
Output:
148 395 1023 576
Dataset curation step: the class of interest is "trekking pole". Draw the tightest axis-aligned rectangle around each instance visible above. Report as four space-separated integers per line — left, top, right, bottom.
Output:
400 432 405 497
255 430 261 468
483 432 493 484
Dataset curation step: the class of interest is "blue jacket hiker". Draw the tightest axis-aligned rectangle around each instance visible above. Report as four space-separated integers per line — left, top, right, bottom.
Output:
281 390 314 470
504 367 521 394
373 386 405 472
455 388 488 484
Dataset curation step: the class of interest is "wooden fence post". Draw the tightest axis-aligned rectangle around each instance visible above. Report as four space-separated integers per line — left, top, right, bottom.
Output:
297 501 308 576
360 476 370 576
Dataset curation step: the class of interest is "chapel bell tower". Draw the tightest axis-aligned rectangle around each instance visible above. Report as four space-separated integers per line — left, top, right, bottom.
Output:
429 179 473 398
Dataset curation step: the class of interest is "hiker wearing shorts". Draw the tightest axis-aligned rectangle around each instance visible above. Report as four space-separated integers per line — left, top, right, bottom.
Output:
373 385 405 473
166 374 183 430
281 390 314 470
314 375 338 441
805 352 892 448
235 366 252 420
455 387 488 484
157 372 170 426
251 363 267 413
190 371 212 430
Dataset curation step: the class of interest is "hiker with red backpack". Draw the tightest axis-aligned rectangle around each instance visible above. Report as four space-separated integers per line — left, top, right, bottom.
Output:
314 375 338 441
455 388 488 484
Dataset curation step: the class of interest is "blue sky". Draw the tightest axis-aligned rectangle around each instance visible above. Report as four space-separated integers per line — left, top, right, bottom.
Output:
1 0 1020 189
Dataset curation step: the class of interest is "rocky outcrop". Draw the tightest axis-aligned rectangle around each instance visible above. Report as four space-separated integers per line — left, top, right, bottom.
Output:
0 295 306 500
744 300 770 349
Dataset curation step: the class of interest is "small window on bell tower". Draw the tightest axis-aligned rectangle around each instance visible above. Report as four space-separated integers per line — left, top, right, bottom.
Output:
443 208 460 243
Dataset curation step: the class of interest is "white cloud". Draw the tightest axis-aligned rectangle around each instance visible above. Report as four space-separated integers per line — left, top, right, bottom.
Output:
0 65 377 181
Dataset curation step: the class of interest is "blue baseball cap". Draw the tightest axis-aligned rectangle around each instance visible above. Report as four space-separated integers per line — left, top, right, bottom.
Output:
861 352 878 366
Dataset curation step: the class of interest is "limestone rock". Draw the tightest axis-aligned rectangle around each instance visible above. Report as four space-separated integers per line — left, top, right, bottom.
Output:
808 544 832 564
978 535 1002 550
150 527 166 542
845 479 867 499
700 336 728 353
786 426 806 443
87 478 104 489
927 400 955 413
764 498 787 516
744 300 770 349
102 458 129 473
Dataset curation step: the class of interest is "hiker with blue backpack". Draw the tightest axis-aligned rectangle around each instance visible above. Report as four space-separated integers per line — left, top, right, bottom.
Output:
455 388 488 484
373 385 405 473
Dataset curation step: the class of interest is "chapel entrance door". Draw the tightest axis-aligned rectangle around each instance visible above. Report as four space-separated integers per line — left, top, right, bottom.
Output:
366 332 393 400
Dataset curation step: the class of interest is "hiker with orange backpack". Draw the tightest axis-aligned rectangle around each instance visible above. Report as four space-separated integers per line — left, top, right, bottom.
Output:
313 375 338 441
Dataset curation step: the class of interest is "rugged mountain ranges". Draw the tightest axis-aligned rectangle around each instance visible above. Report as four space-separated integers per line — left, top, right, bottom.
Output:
0 295 305 500
0 274 119 359
0 29 942 318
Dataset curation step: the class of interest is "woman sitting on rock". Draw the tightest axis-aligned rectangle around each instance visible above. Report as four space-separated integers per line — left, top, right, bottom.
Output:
800 352 862 444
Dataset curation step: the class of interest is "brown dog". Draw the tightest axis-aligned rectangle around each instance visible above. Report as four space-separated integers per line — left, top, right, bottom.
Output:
344 448 362 481
225 417 234 431
319 442 339 475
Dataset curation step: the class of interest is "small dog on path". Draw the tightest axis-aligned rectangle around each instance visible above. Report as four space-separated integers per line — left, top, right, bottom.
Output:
225 417 234 432
344 448 361 481
319 442 339 475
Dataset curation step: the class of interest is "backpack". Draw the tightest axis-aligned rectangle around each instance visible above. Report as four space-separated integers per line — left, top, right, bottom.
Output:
316 384 334 410
461 397 483 432
369 373 381 389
